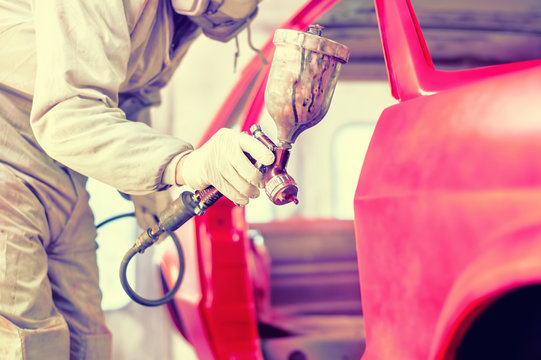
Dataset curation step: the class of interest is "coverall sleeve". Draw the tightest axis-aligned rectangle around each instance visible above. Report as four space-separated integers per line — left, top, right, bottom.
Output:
29 0 193 195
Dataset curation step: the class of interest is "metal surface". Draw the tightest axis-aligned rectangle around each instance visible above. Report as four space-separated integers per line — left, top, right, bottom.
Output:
355 0 541 359
264 26 350 145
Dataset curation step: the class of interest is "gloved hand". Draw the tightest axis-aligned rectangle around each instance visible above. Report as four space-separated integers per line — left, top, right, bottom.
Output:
177 128 274 205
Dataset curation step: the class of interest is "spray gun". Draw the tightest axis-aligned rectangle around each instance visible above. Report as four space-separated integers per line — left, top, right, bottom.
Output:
120 25 350 306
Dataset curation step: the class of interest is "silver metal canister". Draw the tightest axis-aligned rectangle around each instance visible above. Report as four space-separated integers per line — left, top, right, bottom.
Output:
265 25 350 147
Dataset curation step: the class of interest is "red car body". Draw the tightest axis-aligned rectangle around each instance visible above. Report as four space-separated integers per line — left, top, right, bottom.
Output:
162 0 541 359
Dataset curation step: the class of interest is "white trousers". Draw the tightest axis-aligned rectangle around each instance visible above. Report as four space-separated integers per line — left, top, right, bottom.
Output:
0 163 111 359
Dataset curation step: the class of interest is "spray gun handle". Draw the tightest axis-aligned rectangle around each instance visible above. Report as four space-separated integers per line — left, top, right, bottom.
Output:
122 126 298 307
194 126 298 212
190 127 273 214
136 125 298 251
193 186 223 213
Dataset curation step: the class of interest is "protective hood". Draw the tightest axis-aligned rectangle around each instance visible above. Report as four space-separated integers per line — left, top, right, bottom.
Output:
172 0 260 42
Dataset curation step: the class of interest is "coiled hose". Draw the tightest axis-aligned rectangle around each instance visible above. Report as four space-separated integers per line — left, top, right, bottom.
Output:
119 229 185 307
97 211 186 307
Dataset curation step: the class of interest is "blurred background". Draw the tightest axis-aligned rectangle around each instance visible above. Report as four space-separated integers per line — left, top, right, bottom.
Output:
87 0 541 358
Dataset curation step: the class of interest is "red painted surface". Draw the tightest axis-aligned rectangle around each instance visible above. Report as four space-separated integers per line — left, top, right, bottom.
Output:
161 1 342 359
354 0 541 359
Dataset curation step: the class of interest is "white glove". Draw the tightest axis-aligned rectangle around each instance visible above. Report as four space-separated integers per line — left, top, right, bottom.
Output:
177 128 274 205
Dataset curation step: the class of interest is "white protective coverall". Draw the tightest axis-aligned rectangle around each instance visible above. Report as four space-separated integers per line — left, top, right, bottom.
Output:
0 0 203 358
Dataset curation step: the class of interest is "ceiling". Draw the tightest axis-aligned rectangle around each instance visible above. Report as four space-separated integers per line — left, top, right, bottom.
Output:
315 0 541 80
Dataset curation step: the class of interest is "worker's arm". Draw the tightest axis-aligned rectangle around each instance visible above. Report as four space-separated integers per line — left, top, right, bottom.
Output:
29 0 192 195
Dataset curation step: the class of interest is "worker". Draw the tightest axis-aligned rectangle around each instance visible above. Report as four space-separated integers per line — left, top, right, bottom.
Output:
0 0 274 358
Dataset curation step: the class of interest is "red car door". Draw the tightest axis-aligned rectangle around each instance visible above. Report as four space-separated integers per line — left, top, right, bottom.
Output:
355 0 541 359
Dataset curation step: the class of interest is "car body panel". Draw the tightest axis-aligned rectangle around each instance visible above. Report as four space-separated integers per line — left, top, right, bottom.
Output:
355 0 541 359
